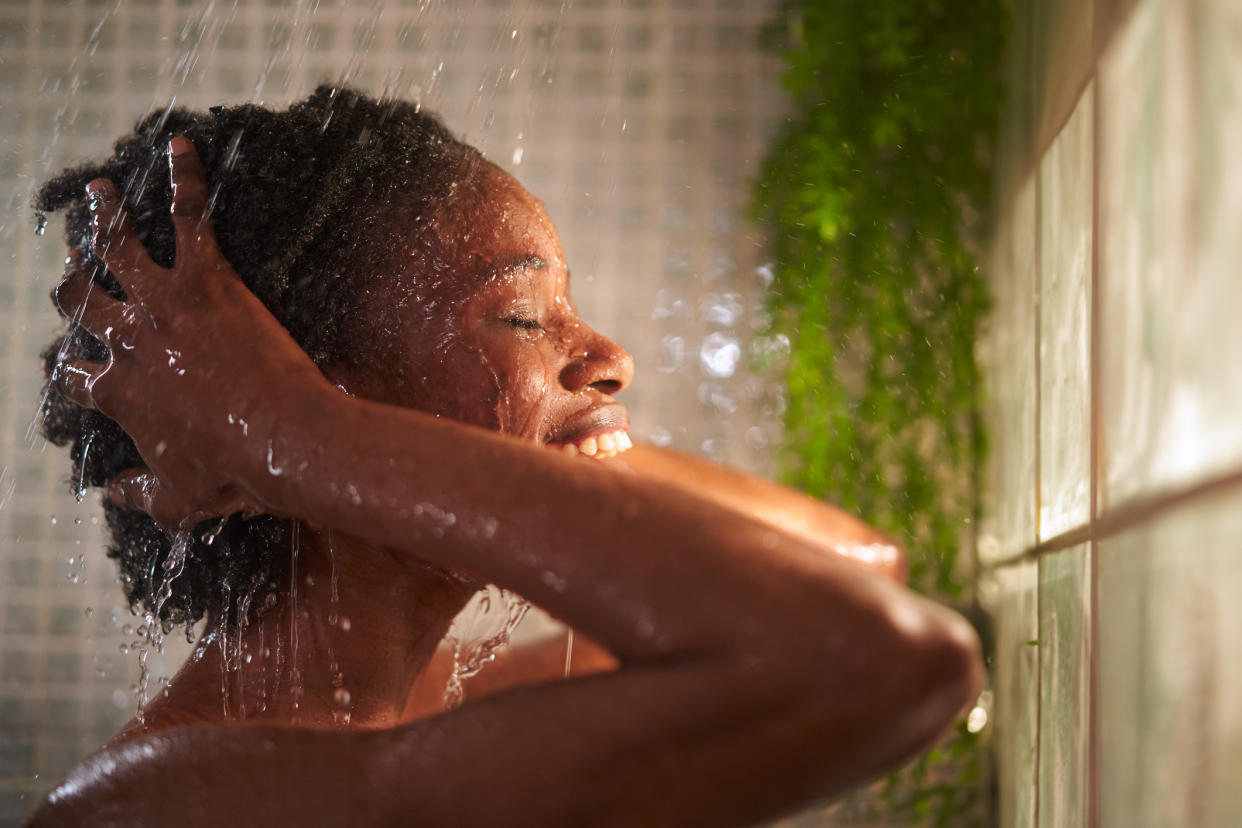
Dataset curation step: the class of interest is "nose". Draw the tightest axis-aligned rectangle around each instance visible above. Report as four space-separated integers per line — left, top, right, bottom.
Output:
560 328 634 396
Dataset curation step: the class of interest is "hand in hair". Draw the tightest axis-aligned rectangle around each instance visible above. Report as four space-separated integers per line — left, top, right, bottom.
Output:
51 136 333 529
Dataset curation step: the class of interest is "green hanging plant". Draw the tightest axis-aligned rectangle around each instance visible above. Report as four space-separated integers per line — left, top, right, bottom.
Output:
751 1 1010 825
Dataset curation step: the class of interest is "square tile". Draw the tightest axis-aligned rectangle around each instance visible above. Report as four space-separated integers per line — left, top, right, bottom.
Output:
1098 0 1242 506
1038 544 1091 827
981 176 1038 563
1098 486 1242 827
1179 0 1242 481
1039 88 1093 539
986 560 1039 828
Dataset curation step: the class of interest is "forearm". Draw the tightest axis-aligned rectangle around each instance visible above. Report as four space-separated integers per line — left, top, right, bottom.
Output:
609 444 908 583
256 386 915 667
34 627 978 828
260 387 819 660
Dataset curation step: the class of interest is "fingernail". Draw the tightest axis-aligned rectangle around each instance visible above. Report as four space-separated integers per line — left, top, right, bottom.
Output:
108 485 126 508
85 182 111 210
169 136 192 157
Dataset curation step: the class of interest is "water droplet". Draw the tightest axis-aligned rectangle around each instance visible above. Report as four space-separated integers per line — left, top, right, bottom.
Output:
201 520 226 546
967 704 988 733
333 688 351 707
540 570 568 593
266 441 284 476
755 263 775 288
657 335 685 373
700 333 741 378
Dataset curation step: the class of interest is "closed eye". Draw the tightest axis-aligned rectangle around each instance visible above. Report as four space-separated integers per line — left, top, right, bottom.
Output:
503 317 543 331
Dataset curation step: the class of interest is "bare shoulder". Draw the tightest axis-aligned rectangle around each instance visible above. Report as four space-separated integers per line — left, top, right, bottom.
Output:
27 724 389 828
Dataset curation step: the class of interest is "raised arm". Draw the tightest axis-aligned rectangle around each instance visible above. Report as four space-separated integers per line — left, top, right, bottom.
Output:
603 444 908 583
34 140 980 827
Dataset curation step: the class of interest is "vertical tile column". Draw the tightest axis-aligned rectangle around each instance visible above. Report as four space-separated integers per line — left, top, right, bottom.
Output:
985 1 1242 827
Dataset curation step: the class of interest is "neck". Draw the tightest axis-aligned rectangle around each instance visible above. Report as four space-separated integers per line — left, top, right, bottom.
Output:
138 523 474 734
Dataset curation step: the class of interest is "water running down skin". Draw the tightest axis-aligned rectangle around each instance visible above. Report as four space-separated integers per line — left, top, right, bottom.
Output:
30 137 981 827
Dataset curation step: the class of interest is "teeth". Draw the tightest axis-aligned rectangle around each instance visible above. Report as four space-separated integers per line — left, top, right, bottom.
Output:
553 430 632 461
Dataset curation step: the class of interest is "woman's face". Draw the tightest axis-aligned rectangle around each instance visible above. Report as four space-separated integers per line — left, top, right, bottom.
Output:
335 160 635 459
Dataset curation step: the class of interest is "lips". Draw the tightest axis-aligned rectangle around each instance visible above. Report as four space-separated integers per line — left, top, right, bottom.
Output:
546 403 632 460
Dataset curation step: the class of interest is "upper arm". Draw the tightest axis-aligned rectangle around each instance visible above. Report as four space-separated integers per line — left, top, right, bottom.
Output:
611 444 909 583
33 584 979 828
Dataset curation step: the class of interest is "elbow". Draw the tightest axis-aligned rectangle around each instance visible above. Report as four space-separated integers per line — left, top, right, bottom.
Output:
924 609 984 718
888 600 984 745
814 594 983 771
756 593 985 802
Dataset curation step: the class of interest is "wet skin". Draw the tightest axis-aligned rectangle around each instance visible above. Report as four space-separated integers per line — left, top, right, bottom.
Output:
31 137 979 827
326 160 635 448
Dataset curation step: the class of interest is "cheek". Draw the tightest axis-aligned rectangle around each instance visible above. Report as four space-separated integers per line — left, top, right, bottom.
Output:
423 340 505 429
443 335 558 438
496 345 557 437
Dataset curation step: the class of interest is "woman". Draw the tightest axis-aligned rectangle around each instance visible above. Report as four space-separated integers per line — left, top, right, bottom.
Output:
29 88 980 827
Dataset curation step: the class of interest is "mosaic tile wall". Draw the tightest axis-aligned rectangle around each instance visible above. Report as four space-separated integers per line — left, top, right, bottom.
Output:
981 1 1242 826
0 0 786 820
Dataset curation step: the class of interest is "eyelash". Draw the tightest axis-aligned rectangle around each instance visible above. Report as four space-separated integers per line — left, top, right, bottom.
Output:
504 317 543 331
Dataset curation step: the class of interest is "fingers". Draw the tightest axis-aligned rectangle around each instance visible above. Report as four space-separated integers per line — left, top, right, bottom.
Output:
86 178 158 294
109 468 173 524
109 468 158 508
168 137 219 255
110 468 255 529
50 358 105 409
53 254 127 340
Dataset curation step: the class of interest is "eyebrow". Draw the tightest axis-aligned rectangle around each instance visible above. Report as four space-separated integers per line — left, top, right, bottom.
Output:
493 255 547 279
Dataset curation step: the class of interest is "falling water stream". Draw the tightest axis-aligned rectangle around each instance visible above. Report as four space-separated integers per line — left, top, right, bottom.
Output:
443 585 531 709
134 530 192 723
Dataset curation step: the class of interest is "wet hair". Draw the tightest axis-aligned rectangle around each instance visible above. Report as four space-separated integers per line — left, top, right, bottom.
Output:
34 86 481 632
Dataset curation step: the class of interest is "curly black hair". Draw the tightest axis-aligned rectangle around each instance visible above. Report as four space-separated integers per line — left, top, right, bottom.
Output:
35 86 481 633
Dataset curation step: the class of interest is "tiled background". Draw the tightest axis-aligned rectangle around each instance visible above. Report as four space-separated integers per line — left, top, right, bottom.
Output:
981 1 1242 826
0 0 787 821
